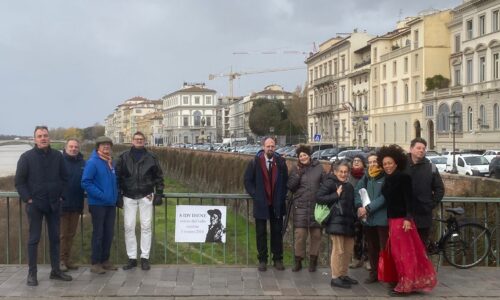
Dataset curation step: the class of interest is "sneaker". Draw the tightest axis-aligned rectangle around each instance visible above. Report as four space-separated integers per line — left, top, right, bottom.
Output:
90 264 106 274
50 270 72 281
364 260 372 271
258 261 267 272
273 260 285 271
59 262 68 272
123 259 137 270
330 277 351 289
102 261 118 271
340 275 358 285
141 258 151 270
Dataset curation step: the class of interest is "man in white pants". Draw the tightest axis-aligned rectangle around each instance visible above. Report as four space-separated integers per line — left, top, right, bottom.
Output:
115 131 164 270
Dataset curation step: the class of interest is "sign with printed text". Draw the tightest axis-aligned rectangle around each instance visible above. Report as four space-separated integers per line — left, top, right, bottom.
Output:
175 205 227 243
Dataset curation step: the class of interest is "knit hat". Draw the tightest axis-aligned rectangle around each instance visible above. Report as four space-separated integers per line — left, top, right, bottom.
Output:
95 136 113 149
295 144 312 157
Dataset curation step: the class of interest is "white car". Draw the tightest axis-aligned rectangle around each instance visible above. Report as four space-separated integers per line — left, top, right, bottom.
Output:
429 156 447 173
483 150 500 162
445 154 490 176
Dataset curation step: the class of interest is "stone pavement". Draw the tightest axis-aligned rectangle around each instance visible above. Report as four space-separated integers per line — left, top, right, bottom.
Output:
0 265 499 299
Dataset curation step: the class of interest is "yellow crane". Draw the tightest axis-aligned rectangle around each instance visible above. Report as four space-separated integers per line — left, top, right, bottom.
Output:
208 66 305 99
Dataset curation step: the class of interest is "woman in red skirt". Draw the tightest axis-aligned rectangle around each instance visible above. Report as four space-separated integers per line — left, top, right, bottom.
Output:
377 144 437 297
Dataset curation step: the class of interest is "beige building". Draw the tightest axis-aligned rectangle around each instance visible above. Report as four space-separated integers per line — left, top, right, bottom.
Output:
306 30 374 146
369 10 452 148
423 0 500 151
136 112 164 146
162 83 217 145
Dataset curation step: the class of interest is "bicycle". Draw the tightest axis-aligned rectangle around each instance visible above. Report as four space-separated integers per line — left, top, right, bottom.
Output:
427 207 492 269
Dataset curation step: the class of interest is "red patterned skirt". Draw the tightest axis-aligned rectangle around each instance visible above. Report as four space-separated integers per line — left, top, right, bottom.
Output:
387 218 437 293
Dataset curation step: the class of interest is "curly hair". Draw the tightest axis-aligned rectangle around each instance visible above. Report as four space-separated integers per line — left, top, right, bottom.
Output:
377 144 407 171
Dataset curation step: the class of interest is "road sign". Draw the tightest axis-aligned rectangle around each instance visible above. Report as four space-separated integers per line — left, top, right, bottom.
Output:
314 134 321 142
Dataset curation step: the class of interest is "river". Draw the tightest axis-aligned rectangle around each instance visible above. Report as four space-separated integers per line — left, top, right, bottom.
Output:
0 144 32 177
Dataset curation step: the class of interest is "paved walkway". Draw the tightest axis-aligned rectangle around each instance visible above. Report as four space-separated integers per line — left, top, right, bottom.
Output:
0 265 499 299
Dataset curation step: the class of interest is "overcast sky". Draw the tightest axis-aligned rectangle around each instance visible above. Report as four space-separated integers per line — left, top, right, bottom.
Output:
0 0 462 136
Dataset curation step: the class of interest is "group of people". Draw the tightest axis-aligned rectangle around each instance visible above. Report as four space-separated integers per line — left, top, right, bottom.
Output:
15 126 164 286
244 136 444 297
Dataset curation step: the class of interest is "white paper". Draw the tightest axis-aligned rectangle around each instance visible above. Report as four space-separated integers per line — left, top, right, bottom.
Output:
358 188 371 222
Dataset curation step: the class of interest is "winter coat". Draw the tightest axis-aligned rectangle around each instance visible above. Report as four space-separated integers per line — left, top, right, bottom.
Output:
287 160 324 228
81 150 118 207
405 155 445 228
15 146 68 213
115 147 164 199
61 151 85 213
382 170 413 220
354 171 387 227
244 150 288 219
316 174 356 236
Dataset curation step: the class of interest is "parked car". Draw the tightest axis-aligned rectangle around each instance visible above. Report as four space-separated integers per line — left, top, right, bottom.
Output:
445 154 490 176
426 150 440 157
483 150 500 162
311 149 325 160
429 156 447 173
319 148 338 161
489 156 500 179
330 149 367 163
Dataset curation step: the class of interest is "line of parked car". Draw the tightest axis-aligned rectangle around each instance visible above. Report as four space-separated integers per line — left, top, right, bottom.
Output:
426 149 500 178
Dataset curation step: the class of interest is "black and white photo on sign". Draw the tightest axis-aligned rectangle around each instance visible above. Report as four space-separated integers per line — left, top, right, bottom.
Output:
175 205 226 243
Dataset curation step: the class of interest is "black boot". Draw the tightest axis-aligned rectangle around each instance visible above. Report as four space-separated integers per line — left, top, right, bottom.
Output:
309 255 318 272
292 256 302 272
27 271 38 286
141 258 150 270
123 258 137 270
50 270 72 281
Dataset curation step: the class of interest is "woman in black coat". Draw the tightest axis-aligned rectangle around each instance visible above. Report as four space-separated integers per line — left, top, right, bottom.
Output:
316 160 357 289
287 145 324 272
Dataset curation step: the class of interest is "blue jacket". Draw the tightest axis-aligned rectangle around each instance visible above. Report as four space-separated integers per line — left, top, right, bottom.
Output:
244 150 288 219
61 151 86 213
81 150 118 207
354 171 387 227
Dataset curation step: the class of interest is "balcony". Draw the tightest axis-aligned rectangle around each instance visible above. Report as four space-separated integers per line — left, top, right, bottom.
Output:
423 86 464 99
312 74 336 87
354 59 371 69
380 44 411 62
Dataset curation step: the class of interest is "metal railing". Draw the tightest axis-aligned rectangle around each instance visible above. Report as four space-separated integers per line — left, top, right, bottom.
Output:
0 191 499 267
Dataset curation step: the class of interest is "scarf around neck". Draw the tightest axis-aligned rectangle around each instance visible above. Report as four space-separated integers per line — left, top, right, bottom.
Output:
368 165 383 178
97 150 113 170
351 167 364 179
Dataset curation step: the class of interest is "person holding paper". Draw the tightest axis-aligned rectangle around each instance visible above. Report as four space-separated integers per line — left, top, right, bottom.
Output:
348 155 368 269
354 152 387 284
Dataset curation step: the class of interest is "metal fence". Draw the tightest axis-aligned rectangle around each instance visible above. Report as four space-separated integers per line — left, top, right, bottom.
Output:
0 191 499 267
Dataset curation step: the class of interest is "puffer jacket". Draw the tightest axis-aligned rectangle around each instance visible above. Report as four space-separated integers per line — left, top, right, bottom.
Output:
316 174 356 236
287 160 324 228
354 171 387 227
81 150 118 207
61 150 85 213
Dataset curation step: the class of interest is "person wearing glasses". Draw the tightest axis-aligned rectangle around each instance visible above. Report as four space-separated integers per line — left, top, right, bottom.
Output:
115 131 164 271
15 126 72 286
348 155 368 270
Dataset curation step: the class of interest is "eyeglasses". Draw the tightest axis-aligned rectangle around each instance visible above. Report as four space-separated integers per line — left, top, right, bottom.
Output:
133 138 144 141
353 159 362 162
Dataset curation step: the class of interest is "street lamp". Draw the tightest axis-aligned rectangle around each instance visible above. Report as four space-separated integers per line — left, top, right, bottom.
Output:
333 119 340 160
449 112 459 174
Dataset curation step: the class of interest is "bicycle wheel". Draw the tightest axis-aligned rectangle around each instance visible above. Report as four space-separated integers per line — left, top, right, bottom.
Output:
442 223 491 269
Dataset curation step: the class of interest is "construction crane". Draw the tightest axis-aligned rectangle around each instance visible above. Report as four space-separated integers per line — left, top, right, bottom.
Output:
208 66 305 100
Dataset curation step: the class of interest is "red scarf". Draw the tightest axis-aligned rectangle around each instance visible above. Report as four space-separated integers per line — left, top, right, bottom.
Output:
351 167 364 179
260 155 277 205
97 150 113 170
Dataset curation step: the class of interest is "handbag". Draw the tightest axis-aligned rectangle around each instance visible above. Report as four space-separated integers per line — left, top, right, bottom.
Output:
314 203 333 224
378 238 398 283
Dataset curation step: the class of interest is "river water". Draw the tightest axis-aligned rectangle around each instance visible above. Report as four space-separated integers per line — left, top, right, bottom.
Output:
0 144 32 177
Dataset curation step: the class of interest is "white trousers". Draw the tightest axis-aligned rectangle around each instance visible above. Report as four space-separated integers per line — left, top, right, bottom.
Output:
123 196 153 259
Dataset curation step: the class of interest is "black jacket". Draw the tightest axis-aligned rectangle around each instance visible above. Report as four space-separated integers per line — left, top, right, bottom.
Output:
115 147 164 199
316 174 356 236
382 170 413 220
15 146 68 213
405 155 445 228
61 151 85 213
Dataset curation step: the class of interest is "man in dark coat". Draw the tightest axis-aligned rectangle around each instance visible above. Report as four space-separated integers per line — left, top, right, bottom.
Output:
59 138 85 272
406 137 445 245
244 137 288 271
15 126 72 286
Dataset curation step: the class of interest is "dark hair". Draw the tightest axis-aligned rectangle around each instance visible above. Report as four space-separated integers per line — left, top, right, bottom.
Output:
33 125 48 136
366 151 378 160
330 159 351 174
377 144 407 171
352 154 366 168
295 144 312 157
133 131 146 139
410 137 427 148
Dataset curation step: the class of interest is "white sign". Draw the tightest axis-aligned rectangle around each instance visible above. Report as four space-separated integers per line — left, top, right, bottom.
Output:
175 205 227 243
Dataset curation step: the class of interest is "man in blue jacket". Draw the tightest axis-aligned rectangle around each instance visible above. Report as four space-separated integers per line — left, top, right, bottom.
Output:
15 126 72 286
59 138 85 272
81 136 118 274
244 137 288 271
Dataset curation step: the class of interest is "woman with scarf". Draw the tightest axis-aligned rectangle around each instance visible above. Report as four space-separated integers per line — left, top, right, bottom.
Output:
354 152 387 284
348 155 368 269
287 145 324 272
316 160 357 289
377 145 436 297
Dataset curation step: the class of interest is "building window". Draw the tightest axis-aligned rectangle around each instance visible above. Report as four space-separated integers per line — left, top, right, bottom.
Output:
392 85 397 105
479 56 486 82
451 102 463 132
479 15 486 36
467 59 473 84
328 61 332 75
373 47 378 63
414 80 419 101
393 61 397 77
479 104 487 126
334 59 338 75
454 67 461 86
206 116 211 126
383 86 387 106
467 107 473 131
437 103 450 132
494 103 500 129
493 53 499 79
341 86 345 102
493 10 499 32
404 83 409 103
341 55 346 73
382 64 386 79
374 124 378 143
374 67 377 80
414 53 419 71
206 96 212 105
183 116 189 127
404 57 408 73
466 19 473 39
425 104 434 117
194 96 200 105
413 29 419 48
383 123 386 142
373 90 377 108
193 111 202 126
309 70 313 84
183 96 189 105
454 34 461 53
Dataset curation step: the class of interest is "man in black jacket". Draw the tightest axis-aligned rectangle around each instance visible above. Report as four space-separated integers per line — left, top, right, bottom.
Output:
15 126 72 286
406 137 445 245
115 131 164 271
59 138 85 272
